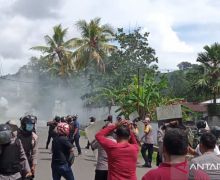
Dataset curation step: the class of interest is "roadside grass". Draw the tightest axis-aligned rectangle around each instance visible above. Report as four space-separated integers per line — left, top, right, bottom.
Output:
80 130 86 137
139 151 157 164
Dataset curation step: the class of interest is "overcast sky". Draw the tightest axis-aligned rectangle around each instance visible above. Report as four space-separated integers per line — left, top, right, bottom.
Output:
0 0 220 75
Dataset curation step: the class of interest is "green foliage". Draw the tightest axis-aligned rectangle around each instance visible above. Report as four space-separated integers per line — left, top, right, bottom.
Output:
110 74 169 119
196 43 220 104
72 17 116 71
177 61 193 70
31 24 76 78
87 28 158 91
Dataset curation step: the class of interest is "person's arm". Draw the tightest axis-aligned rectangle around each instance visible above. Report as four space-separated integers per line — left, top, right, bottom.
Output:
31 134 38 176
62 138 74 166
68 148 75 166
95 125 117 150
141 125 150 141
129 131 140 150
90 139 98 150
73 122 79 136
188 146 197 156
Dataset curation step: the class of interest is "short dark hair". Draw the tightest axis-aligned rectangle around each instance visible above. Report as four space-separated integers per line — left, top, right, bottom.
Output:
163 128 188 155
200 132 216 149
115 126 130 139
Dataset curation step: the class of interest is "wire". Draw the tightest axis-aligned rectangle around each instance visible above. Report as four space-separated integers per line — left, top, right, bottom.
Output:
0 76 38 84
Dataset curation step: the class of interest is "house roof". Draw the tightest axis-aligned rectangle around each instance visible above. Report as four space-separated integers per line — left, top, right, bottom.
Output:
181 102 207 112
201 98 220 104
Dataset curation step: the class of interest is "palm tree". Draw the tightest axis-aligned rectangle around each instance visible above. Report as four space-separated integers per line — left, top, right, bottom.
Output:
196 43 220 104
72 17 116 71
31 24 75 78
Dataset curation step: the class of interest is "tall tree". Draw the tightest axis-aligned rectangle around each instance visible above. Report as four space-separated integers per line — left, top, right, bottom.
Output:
177 61 192 70
72 17 116 71
88 28 158 90
196 43 220 104
31 24 75 78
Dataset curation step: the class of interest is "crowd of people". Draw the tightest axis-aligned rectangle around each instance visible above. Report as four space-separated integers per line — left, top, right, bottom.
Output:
1 114 220 180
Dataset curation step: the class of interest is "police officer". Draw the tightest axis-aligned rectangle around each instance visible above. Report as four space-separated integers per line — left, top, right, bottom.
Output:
0 124 32 180
17 115 38 179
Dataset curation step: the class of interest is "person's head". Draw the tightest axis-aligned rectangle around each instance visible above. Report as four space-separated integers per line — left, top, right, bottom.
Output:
143 116 151 125
133 123 138 128
116 116 122 122
89 116 96 122
196 120 207 130
115 125 130 142
20 115 36 133
66 115 73 124
0 124 12 145
57 122 70 136
107 115 113 123
199 132 216 154
54 116 61 123
72 114 78 121
163 128 188 161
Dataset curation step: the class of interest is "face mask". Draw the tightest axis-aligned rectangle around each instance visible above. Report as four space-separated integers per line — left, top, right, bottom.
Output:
26 124 34 132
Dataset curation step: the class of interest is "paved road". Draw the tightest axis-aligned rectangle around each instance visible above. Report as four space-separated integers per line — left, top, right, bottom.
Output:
35 127 153 180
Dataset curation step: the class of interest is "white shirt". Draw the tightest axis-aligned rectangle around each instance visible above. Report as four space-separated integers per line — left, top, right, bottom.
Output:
195 144 220 155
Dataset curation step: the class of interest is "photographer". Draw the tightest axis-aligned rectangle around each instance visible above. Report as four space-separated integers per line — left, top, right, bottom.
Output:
188 120 220 156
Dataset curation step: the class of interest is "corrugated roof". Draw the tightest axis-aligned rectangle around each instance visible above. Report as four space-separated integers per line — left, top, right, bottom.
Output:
181 102 207 112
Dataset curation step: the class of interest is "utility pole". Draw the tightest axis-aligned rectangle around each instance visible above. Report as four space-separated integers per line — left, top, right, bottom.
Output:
137 68 140 117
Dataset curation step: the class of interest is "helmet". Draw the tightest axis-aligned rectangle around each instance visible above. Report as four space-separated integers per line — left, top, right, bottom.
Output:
196 120 206 129
54 116 61 122
89 116 96 122
66 115 73 123
61 117 67 122
20 115 36 125
57 122 70 136
72 114 78 121
20 115 36 132
0 124 12 145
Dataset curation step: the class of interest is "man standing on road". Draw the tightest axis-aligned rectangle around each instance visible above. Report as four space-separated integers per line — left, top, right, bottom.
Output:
71 115 81 155
141 116 154 168
85 116 96 149
51 122 75 180
95 120 139 180
46 116 60 149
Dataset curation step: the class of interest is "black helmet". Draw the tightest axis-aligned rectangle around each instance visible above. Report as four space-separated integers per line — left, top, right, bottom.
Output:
54 116 61 122
20 115 36 132
20 115 36 125
72 114 78 121
89 116 96 122
196 120 206 129
0 124 12 145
